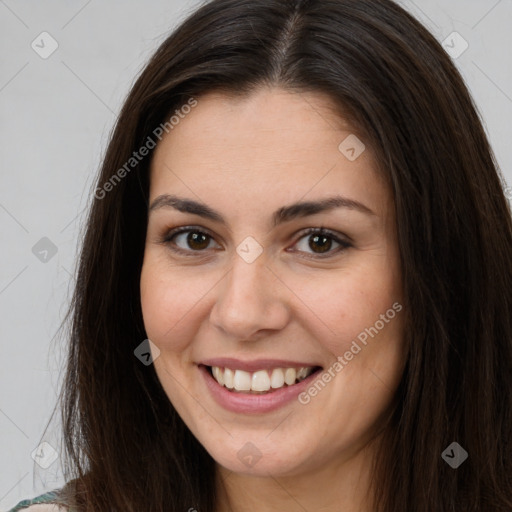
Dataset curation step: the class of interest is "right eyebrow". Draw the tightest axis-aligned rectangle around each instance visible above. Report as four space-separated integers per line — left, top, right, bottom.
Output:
149 194 225 223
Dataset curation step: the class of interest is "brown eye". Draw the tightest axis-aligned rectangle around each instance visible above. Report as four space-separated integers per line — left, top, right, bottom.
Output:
166 228 220 252
292 228 351 258
308 234 332 253
187 232 210 250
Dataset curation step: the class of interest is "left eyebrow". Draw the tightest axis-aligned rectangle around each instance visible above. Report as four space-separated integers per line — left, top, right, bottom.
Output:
272 196 376 225
148 194 376 226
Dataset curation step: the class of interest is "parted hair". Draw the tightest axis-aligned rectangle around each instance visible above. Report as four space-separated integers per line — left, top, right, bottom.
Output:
49 0 512 510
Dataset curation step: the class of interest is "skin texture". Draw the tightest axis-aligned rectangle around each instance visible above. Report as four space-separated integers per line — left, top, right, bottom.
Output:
140 87 406 512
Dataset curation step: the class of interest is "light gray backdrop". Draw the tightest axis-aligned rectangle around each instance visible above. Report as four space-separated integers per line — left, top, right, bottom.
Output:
1 0 511 509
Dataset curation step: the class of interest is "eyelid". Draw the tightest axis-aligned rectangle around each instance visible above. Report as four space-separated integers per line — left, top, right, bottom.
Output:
292 226 353 244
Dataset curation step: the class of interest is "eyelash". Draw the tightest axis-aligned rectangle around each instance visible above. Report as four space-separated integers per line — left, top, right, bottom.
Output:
159 226 352 259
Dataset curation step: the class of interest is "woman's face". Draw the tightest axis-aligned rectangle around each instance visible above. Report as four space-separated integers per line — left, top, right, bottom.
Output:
140 87 405 477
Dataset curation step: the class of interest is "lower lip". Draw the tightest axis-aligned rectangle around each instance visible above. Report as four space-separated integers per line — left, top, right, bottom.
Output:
199 365 322 414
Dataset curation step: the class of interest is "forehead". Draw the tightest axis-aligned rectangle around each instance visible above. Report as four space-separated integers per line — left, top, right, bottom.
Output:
149 87 391 219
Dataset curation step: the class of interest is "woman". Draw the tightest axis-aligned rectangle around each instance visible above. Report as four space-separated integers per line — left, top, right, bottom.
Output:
10 0 512 510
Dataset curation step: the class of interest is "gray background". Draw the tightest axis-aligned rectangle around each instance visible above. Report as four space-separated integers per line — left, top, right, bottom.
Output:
1 0 511 509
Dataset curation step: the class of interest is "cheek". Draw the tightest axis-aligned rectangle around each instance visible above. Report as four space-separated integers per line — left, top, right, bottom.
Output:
292 265 402 358
139 255 211 352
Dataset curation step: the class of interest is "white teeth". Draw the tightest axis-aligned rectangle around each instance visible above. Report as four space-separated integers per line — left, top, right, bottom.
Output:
224 367 234 389
284 368 296 385
214 366 224 386
252 370 271 392
270 368 285 389
233 370 252 391
210 365 316 393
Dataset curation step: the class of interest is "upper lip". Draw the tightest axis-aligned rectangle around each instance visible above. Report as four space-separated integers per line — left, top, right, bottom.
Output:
199 358 322 372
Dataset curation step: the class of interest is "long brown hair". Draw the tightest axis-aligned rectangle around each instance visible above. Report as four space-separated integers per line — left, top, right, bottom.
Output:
50 0 512 510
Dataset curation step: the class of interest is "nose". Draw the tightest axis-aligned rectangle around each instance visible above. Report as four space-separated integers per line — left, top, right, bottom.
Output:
209 252 290 340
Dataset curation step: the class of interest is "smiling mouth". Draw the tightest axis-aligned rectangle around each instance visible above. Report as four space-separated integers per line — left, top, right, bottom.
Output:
205 365 322 394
